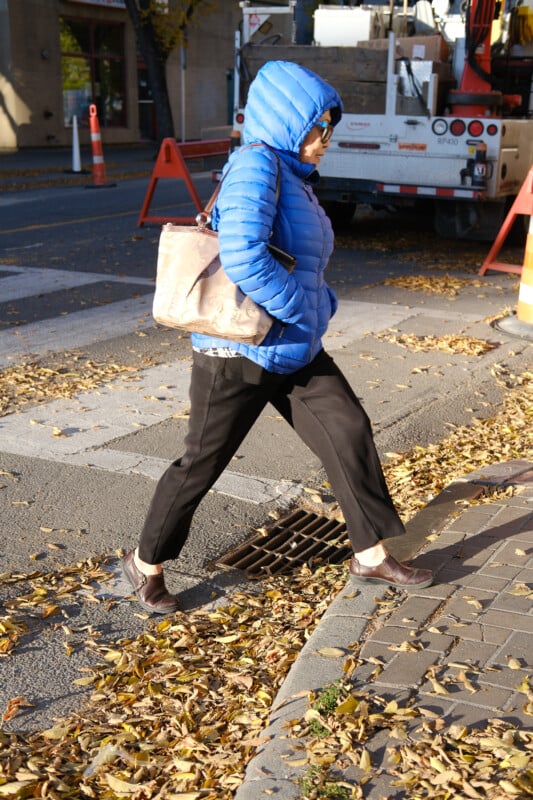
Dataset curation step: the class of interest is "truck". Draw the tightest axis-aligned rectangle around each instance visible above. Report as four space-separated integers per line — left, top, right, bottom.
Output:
232 0 533 240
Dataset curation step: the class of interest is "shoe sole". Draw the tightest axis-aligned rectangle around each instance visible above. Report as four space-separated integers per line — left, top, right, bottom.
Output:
121 558 179 615
350 574 434 590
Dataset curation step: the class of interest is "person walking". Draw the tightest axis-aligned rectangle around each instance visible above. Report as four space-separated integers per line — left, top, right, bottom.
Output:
122 60 433 614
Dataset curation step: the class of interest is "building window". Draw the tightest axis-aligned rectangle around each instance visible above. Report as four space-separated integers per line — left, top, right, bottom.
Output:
60 17 126 128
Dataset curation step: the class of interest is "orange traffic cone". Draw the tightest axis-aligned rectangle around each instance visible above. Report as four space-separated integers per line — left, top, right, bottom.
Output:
495 214 533 341
87 104 114 188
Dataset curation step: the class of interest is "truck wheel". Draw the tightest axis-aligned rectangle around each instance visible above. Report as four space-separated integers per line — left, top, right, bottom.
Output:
323 201 357 230
434 200 507 242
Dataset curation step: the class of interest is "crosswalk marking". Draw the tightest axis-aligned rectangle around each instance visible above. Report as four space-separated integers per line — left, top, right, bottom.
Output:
0 265 154 302
0 265 156 367
0 296 155 368
0 357 301 505
0 264 482 504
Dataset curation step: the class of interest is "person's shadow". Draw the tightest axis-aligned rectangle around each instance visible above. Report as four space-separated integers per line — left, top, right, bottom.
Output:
403 510 532 579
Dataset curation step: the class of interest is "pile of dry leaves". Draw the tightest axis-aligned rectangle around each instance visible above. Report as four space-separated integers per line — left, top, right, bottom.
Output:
1 369 531 798
382 274 490 297
335 227 522 277
0 354 531 797
0 355 139 418
0 564 346 799
384 367 531 521
287 683 533 800
374 329 497 356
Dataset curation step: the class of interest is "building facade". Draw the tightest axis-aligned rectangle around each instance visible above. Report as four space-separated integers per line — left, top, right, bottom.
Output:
0 0 240 150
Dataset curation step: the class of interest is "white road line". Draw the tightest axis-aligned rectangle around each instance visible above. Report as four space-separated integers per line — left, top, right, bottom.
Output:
0 263 482 369
0 295 155 367
0 359 193 456
0 265 156 367
0 265 153 301
0 288 483 504
0 357 301 505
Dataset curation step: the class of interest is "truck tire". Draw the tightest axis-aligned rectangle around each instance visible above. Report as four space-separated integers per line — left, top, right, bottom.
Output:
434 200 507 242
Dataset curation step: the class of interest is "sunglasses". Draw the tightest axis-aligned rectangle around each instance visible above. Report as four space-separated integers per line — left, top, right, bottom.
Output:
315 120 334 144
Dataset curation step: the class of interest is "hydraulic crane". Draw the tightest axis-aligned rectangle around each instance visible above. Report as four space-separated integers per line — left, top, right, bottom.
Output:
449 0 521 116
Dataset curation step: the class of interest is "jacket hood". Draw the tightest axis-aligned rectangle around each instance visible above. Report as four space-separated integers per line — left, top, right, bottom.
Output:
242 60 343 155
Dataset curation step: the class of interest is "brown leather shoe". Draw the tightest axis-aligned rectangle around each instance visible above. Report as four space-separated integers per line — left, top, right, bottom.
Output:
122 549 179 614
349 553 433 590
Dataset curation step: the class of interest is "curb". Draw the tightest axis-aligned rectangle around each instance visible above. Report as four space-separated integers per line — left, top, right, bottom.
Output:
234 458 533 799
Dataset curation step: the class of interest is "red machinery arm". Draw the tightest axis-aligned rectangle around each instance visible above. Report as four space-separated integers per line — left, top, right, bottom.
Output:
449 0 503 115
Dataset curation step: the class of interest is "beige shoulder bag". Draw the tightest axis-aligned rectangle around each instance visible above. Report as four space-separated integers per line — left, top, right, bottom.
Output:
152 146 295 345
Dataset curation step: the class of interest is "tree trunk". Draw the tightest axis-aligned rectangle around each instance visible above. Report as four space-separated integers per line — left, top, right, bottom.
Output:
124 0 175 145
137 27 175 144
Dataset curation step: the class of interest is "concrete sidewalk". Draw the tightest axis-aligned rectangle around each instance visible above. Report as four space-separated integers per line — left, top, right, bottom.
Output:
2 145 532 797
235 459 533 799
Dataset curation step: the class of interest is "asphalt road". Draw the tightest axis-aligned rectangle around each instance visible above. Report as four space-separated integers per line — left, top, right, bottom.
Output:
0 166 529 731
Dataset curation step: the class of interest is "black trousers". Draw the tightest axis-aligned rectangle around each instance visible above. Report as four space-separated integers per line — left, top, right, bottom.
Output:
138 349 405 564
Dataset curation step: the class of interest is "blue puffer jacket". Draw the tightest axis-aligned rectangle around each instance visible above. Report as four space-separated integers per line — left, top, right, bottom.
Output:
191 60 343 374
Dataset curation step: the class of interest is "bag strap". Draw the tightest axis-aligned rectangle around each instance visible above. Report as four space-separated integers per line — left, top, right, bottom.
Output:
199 143 280 224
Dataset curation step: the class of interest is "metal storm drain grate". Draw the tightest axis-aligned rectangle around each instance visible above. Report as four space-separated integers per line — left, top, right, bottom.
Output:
214 508 351 578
